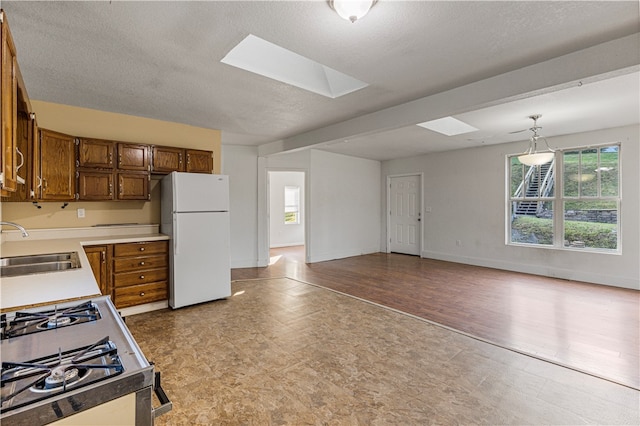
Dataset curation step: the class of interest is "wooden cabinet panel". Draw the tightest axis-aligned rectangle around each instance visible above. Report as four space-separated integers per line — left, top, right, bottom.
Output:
77 138 114 169
5 110 30 201
113 268 168 288
84 245 110 296
152 146 184 174
1 10 18 195
114 241 168 257
39 129 75 200
112 254 167 273
117 171 149 200
113 282 168 308
77 170 113 200
117 143 149 171
111 240 169 309
185 149 213 174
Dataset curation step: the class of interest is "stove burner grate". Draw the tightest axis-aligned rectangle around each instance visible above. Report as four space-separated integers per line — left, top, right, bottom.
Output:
0 301 101 339
0 336 124 413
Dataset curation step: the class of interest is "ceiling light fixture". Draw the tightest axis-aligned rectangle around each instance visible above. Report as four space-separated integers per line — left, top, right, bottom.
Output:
517 115 555 166
329 0 377 23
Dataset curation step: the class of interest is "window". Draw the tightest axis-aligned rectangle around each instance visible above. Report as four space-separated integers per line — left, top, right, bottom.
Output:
507 144 620 252
284 186 300 224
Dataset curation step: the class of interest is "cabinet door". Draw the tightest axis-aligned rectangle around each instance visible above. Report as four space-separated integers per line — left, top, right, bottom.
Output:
77 170 114 200
39 129 75 200
152 146 184 174
77 138 114 169
5 110 29 201
84 245 110 296
117 171 149 200
117 143 149 171
185 149 213 174
1 11 18 195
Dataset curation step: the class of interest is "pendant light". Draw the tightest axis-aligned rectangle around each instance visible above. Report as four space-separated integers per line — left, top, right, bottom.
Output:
329 0 377 23
517 115 555 166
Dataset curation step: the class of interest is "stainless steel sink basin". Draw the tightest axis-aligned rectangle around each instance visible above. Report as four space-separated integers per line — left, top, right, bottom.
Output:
0 252 81 277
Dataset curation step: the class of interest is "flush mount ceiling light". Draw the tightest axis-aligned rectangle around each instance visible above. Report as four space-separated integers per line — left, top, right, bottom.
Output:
517 114 556 166
329 0 377 23
416 116 479 136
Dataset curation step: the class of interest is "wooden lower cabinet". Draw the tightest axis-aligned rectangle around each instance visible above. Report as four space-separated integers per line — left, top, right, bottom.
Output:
83 245 110 297
111 241 168 309
84 240 168 309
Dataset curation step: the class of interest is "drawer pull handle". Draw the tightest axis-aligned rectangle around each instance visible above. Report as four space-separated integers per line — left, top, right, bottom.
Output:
140 247 145 251
140 275 145 279
140 261 145 266
140 292 145 296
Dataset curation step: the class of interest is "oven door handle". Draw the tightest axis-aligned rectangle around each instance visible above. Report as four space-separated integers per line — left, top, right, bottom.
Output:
152 371 173 418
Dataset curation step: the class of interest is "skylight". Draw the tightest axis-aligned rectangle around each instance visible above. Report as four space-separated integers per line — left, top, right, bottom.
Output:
417 117 479 136
221 34 368 99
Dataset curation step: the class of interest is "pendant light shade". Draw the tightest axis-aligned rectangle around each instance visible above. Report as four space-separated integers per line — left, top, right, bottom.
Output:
518 151 555 166
517 115 555 166
330 0 376 23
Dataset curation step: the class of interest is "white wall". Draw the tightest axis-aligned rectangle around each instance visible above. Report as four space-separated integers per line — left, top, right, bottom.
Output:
381 124 640 290
308 150 381 263
269 171 305 248
223 147 381 267
222 145 259 268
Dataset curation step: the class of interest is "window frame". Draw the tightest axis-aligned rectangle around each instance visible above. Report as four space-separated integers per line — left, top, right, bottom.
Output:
506 142 621 254
284 185 301 225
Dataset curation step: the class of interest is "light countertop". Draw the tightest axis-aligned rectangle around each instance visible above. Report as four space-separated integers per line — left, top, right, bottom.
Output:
0 225 169 312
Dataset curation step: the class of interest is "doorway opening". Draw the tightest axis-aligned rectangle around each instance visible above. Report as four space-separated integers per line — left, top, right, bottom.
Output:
268 171 306 267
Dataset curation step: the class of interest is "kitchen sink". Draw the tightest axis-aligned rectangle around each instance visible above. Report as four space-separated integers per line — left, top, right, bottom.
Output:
0 252 81 277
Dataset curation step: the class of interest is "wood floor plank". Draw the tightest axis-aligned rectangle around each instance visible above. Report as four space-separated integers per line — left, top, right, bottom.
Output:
232 246 640 389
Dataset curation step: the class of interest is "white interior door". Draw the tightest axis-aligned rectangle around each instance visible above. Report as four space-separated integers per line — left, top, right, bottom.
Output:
389 175 421 255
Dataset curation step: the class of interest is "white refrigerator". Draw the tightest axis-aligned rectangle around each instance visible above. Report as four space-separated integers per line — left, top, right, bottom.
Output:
160 172 231 309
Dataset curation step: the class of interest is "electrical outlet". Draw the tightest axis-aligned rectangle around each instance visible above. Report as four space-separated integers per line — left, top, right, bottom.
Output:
77 208 85 218
455 240 461 246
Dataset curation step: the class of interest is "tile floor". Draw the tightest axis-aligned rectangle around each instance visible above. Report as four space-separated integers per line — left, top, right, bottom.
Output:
126 278 639 425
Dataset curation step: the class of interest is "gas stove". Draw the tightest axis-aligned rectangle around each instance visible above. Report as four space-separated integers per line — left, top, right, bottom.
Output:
1 301 101 339
0 296 167 425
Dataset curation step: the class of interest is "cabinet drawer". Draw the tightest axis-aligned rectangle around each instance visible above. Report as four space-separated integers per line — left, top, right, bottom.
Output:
113 254 167 273
113 241 168 257
114 281 168 308
113 268 167 287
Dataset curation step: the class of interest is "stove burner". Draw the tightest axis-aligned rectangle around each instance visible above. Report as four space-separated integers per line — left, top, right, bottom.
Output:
42 316 75 330
1 301 100 339
41 366 85 390
0 336 124 413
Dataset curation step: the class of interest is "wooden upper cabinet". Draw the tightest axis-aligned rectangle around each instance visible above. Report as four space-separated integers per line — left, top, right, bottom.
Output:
77 138 114 169
1 10 18 195
185 149 213 174
118 143 149 171
39 129 75 200
77 170 113 201
117 171 149 200
152 145 184 174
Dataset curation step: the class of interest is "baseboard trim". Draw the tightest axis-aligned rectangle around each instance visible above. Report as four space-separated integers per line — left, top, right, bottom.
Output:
421 250 639 290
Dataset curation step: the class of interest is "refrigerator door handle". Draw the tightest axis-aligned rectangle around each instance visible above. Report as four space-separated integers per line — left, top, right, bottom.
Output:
173 216 179 255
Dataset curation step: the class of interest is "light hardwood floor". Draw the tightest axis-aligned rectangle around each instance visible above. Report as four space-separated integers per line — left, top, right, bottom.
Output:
233 246 639 390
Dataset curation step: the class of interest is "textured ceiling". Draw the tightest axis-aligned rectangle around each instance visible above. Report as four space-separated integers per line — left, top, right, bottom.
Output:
3 1 639 161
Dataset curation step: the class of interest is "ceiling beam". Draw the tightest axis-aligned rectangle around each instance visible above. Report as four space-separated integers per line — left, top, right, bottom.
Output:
259 33 639 157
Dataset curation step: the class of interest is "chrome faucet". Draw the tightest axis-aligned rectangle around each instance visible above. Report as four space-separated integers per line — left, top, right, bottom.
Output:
0 221 29 237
